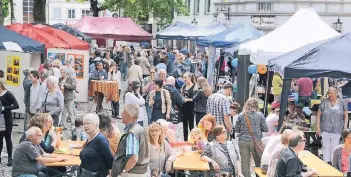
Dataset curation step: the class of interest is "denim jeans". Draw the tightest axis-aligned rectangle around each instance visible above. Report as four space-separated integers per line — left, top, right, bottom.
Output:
17 174 38 177
145 102 152 125
298 96 311 107
120 61 128 81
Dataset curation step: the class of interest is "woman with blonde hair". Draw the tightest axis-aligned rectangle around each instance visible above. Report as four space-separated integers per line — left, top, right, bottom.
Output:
189 76 211 125
59 66 76 128
235 97 268 177
317 87 348 163
148 122 179 176
42 76 64 126
190 128 207 151
52 59 62 78
197 114 217 142
0 80 19 166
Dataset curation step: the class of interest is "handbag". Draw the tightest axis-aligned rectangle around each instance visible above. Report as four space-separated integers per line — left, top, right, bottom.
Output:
243 113 265 162
162 90 178 124
0 114 5 132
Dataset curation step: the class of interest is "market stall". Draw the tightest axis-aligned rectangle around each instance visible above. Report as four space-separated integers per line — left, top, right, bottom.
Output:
156 21 227 40
269 33 351 128
51 23 92 42
196 23 264 88
73 16 152 42
6 23 90 102
235 8 340 107
0 26 45 114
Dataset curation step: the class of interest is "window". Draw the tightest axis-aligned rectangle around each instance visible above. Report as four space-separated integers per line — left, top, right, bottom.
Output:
82 10 90 17
258 2 272 12
53 8 62 19
68 9 76 19
194 0 200 14
205 0 211 14
187 0 191 13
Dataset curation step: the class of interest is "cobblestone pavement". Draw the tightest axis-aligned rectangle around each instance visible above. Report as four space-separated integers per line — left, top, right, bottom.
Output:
0 81 186 176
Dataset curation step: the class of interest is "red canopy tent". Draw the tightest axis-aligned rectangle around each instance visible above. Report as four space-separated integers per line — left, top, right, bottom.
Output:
33 24 89 50
6 24 89 50
73 16 152 42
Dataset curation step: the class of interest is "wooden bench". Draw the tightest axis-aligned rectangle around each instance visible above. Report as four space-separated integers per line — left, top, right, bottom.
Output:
254 167 267 177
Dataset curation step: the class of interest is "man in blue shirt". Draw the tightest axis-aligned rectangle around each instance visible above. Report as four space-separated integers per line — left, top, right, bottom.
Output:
89 62 107 113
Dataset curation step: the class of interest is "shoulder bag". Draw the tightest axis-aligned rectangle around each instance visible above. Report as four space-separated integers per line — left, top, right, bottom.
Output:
162 90 178 124
243 113 265 163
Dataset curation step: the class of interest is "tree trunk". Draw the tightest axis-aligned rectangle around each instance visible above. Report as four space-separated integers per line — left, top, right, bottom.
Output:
9 0 14 23
90 0 99 17
0 0 4 25
33 0 46 23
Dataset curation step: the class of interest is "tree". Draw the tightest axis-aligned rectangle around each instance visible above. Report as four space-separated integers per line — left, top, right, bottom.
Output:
104 0 188 27
9 0 13 23
1 0 10 25
33 0 46 23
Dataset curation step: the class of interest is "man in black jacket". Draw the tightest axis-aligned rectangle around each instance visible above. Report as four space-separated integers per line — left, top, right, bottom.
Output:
275 131 317 177
163 76 184 123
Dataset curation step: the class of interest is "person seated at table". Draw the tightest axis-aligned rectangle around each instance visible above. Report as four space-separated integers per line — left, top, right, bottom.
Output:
190 128 207 151
266 129 294 177
89 62 108 113
265 101 281 136
275 130 317 177
79 113 114 177
284 100 296 120
286 105 306 126
12 127 67 177
332 129 351 173
98 114 121 156
148 122 181 176
201 125 244 177
20 113 61 153
261 124 293 174
21 113 67 176
157 119 177 144
71 118 86 141
197 114 217 142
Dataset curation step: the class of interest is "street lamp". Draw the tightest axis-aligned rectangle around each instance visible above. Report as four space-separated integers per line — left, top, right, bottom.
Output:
216 5 230 24
191 17 198 25
332 17 343 33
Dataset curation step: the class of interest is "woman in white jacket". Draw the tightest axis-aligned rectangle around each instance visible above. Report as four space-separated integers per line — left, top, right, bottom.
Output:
124 81 145 126
108 62 122 118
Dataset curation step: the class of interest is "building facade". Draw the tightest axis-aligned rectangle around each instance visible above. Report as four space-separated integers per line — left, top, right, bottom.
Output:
47 0 91 25
175 0 351 33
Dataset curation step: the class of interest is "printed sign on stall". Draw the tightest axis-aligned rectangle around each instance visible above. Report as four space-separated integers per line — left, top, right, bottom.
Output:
48 52 66 64
67 54 84 79
6 56 20 86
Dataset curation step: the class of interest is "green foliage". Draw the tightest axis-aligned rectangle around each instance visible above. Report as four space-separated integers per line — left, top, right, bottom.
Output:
104 0 189 27
2 0 9 18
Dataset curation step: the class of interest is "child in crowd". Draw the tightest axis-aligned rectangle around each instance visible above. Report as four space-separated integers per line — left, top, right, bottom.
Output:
190 128 207 151
71 118 86 141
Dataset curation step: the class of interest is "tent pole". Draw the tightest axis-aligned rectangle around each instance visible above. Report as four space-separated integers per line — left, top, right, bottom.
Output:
278 78 292 130
263 71 273 116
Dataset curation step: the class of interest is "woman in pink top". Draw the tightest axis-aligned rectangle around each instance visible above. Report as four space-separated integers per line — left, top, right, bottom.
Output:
332 129 351 173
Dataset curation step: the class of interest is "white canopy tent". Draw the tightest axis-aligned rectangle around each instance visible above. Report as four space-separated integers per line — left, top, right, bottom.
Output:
238 8 340 65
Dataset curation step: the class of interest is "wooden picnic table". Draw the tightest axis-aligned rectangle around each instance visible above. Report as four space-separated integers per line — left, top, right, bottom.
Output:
299 150 343 177
173 151 210 174
44 140 84 167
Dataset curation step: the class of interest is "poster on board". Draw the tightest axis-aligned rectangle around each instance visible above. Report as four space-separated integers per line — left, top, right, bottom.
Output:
6 56 20 86
48 52 66 64
67 54 84 79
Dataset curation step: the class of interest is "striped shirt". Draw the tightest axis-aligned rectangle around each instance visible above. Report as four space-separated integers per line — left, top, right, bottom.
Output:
124 123 140 157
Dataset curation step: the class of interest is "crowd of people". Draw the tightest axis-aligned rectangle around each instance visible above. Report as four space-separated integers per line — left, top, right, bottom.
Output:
0 44 350 177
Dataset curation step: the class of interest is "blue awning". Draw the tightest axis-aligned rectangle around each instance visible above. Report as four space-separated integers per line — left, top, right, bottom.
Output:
156 21 227 40
197 23 264 48
0 26 45 53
